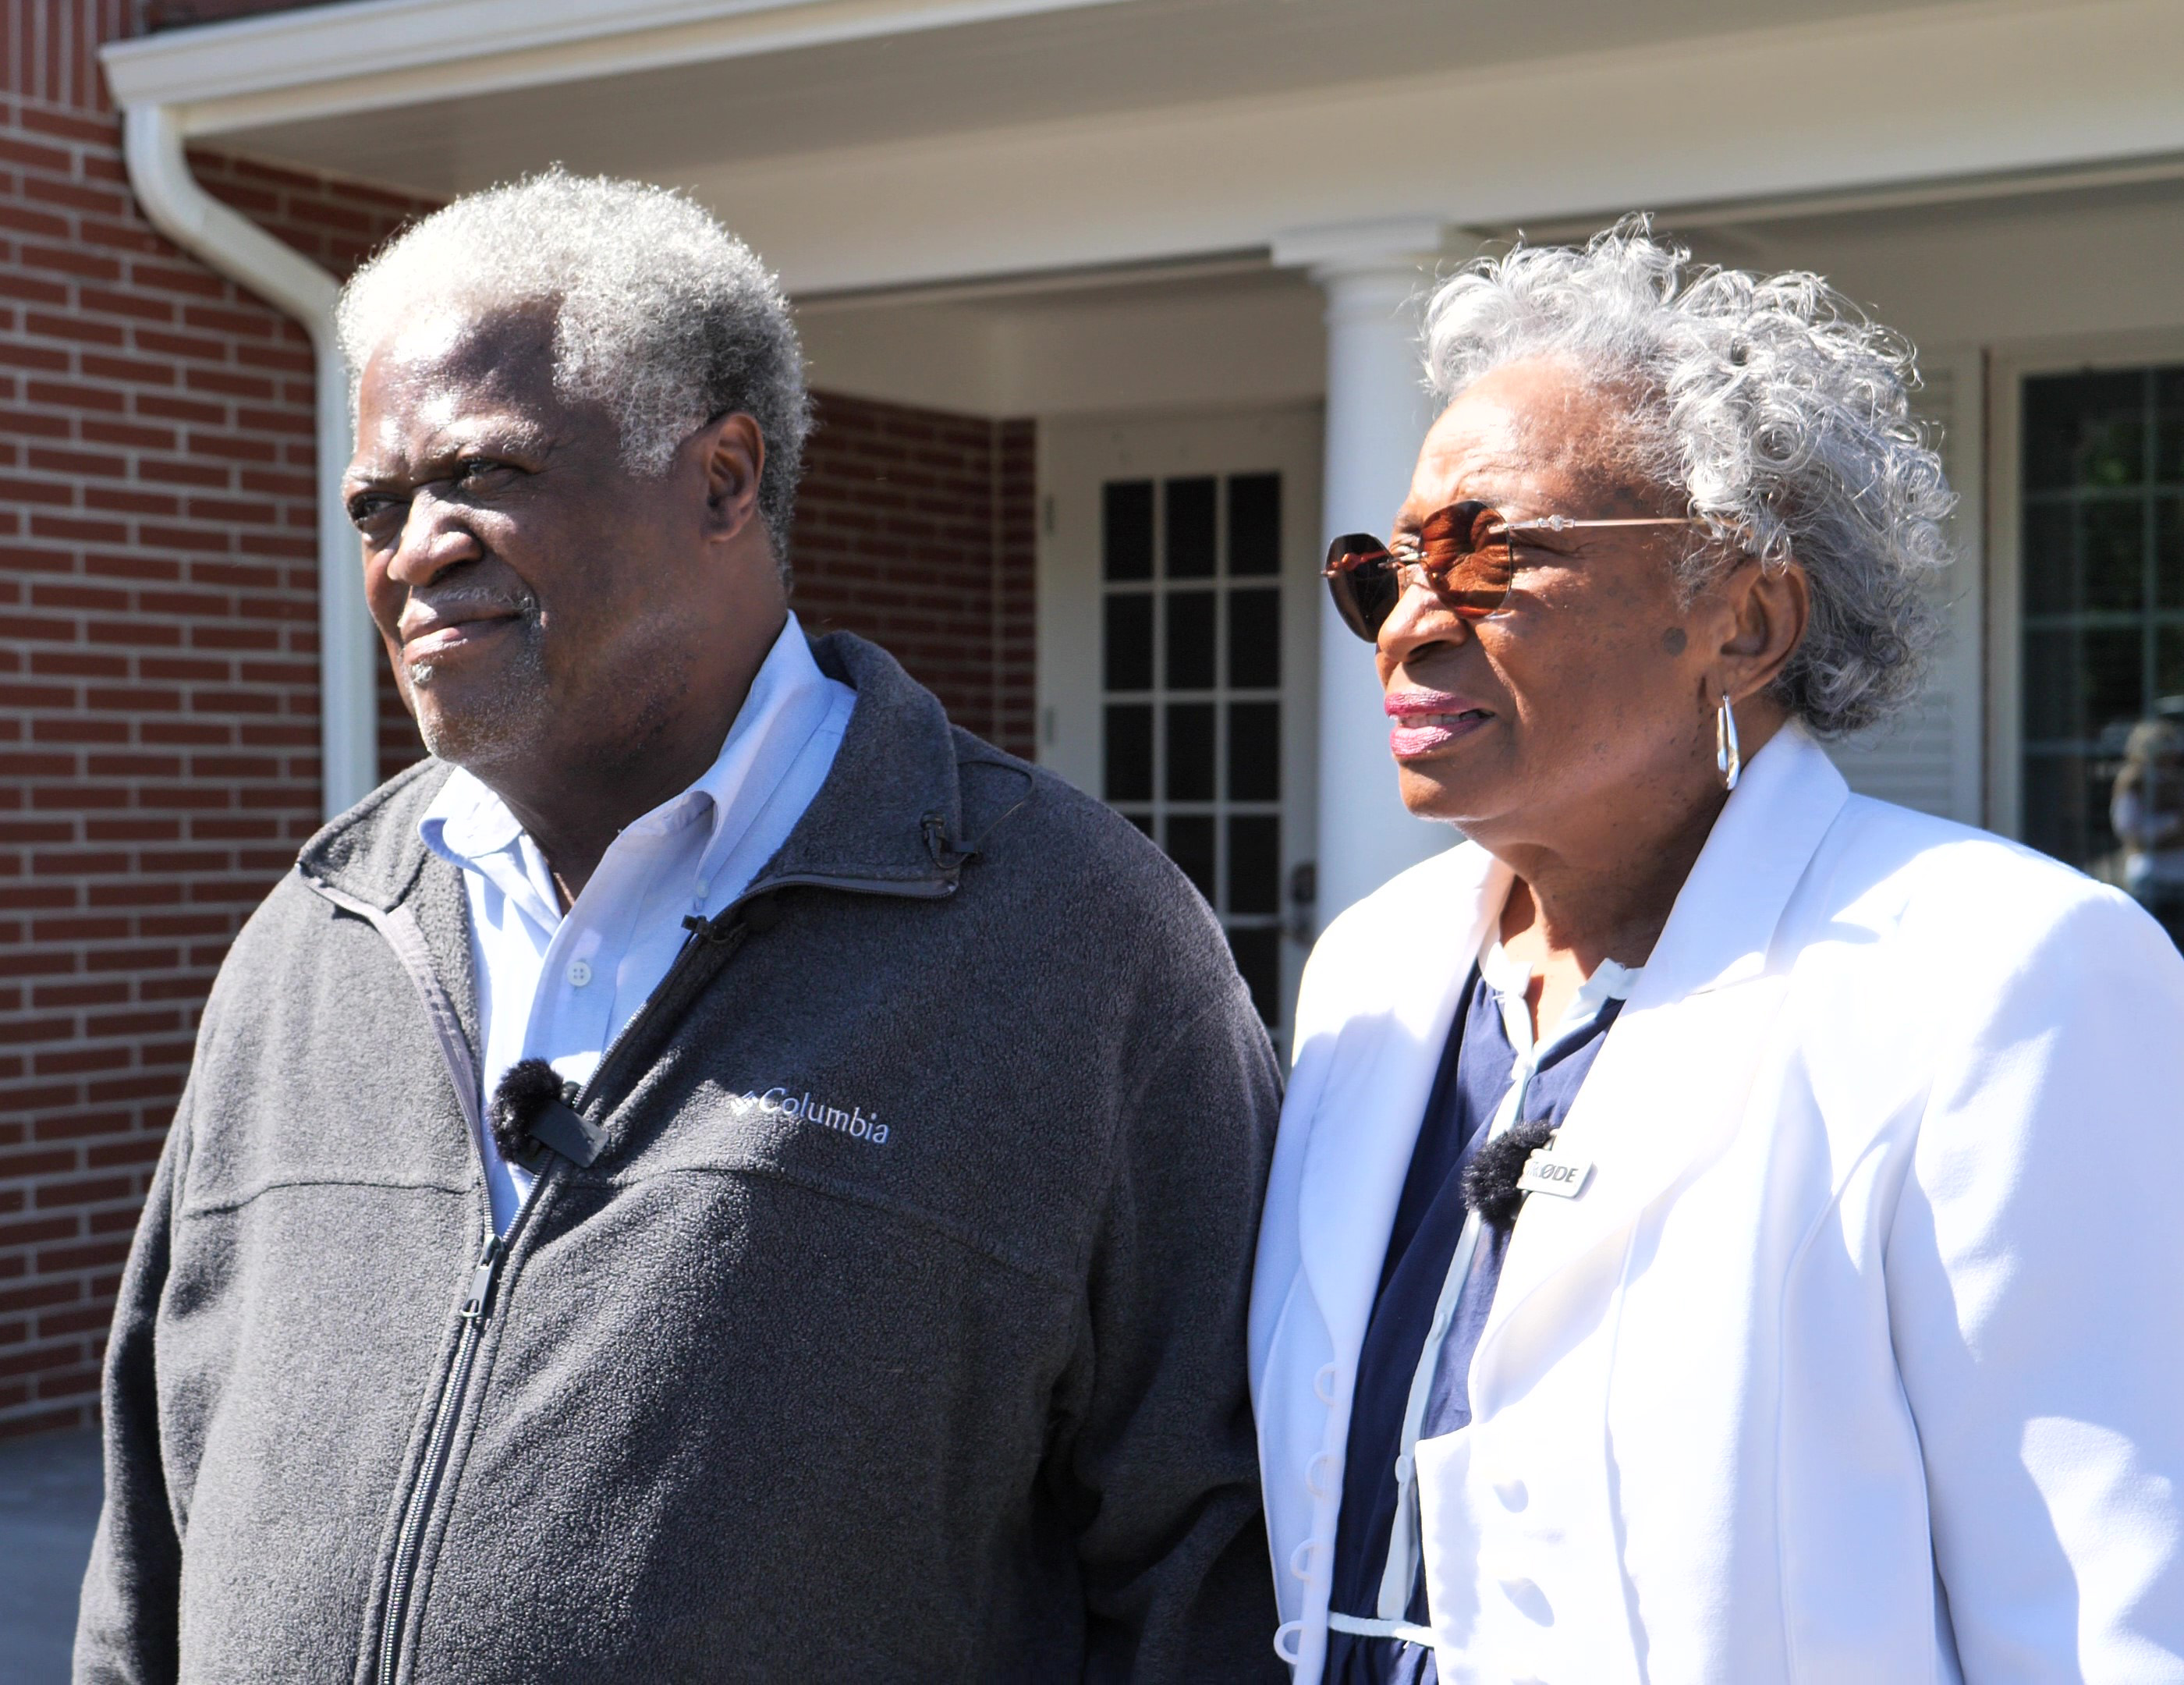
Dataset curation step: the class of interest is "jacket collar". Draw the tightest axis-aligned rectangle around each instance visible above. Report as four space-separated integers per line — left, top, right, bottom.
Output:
296 754 460 914
1287 723 1849 1388
1470 724 1850 1410
1295 842 1511 1367
755 630 980 896
296 630 989 921
1626 720 1851 1002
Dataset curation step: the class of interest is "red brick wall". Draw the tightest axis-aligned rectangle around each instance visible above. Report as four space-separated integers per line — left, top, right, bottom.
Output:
795 396 1036 759
183 149 437 782
0 0 437 1435
0 0 1036 1436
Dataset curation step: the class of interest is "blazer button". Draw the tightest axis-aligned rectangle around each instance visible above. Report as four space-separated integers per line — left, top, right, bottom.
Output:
1499 1577 1554 1626
1494 1477 1527 1511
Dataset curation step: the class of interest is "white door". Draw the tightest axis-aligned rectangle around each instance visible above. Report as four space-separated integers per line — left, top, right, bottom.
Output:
1038 405 1324 1049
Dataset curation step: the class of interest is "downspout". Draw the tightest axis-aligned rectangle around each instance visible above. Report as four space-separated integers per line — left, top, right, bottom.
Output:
119 104 377 820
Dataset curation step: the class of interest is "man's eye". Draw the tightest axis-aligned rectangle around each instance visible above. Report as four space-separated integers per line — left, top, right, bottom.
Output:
347 495 401 528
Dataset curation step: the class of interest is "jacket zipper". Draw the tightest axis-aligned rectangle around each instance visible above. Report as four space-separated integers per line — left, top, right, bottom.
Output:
356 894 774 1684
374 1215 526 1683
315 864 956 1683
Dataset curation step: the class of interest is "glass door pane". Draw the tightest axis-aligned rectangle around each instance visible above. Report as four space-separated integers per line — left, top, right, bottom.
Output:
1101 470 1286 1020
2020 365 2184 949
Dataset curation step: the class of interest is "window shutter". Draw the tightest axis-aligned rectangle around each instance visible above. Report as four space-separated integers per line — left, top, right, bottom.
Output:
1823 349 1985 824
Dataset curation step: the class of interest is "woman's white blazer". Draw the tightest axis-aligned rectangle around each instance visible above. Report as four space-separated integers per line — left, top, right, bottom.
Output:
1251 725 2184 1684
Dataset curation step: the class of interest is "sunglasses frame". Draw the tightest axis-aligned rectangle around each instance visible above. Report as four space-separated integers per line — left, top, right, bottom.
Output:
1322 500 1711 642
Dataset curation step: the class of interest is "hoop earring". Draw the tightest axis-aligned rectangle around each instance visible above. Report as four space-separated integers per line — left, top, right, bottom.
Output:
1715 693 1742 793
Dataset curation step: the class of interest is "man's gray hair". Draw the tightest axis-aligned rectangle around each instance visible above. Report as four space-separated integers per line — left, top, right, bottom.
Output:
1421 218 1954 736
336 169 810 565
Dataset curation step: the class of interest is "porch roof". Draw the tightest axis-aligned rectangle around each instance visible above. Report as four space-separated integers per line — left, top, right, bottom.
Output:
103 0 2184 297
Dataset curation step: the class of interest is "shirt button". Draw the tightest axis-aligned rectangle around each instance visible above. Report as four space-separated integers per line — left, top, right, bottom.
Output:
566 959 593 988
1496 1478 1528 1511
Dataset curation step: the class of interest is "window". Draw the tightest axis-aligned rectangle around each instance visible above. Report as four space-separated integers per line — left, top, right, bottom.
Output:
2019 365 2184 947
1102 473 1285 1020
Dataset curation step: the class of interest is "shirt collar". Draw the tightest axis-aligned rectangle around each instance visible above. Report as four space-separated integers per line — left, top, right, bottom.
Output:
417 611 836 892
420 765 519 867
1479 932 1643 1059
677 612 838 891
419 764 558 933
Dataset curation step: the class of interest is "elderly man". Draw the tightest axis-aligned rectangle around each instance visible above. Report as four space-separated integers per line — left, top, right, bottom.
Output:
76 172 1282 1683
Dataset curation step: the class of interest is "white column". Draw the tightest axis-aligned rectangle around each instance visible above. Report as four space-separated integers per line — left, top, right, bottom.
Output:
1275 218 1452 929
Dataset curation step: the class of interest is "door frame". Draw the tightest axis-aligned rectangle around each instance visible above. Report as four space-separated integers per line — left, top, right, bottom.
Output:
1986 327 2184 841
1036 401 1324 1047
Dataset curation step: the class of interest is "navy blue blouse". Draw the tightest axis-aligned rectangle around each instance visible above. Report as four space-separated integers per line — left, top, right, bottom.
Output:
1323 956 1631 1685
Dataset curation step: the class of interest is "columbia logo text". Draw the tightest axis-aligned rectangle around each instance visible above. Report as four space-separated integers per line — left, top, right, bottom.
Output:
746 1087 890 1144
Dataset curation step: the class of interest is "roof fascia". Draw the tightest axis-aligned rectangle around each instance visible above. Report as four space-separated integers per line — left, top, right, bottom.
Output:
101 0 1134 132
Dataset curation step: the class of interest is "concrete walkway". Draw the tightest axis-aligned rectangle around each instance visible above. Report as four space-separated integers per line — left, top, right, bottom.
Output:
0 1429 101 1684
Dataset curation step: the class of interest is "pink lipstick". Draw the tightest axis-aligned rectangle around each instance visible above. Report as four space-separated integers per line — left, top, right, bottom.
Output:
1384 688 1493 757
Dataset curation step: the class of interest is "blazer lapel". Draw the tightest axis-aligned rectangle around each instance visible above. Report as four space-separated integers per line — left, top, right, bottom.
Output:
1470 728 1852 1410
1297 844 1512 1368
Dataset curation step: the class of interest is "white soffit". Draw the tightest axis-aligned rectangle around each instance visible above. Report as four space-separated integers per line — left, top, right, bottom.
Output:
103 0 2184 295
112 0 1908 165
677 0 2184 293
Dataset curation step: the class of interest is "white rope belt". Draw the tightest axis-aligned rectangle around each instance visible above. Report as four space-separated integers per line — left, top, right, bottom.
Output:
1327 1609 1437 1648
1370 1186 1489 1631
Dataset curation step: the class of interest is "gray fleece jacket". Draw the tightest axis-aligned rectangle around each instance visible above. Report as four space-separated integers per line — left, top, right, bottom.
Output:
75 633 1284 1684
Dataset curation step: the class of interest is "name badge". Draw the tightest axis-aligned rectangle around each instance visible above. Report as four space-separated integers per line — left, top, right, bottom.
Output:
1516 1141 1593 1201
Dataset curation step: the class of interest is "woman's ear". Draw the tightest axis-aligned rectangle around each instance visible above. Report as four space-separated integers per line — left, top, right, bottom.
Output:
1711 555 1810 701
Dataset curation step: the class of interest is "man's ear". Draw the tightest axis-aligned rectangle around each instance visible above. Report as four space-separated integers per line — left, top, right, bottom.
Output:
1711 555 1810 701
700 412 768 544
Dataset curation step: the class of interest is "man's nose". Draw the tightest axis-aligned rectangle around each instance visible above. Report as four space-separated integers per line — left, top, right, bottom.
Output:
386 491 484 587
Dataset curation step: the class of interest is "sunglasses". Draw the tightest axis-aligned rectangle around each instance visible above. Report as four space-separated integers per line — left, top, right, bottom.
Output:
1322 499 1707 641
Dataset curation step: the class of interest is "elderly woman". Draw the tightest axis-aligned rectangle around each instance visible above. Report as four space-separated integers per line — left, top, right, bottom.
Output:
1250 223 2184 1685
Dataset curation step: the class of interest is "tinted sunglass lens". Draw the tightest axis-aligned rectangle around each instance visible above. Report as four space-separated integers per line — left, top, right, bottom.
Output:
1325 565 1402 641
1343 564 1402 640
1324 534 1396 642
1422 501 1514 618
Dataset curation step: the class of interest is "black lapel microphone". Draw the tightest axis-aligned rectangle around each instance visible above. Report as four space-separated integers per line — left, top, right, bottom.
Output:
1461 1117 1557 1233
488 1058 608 1170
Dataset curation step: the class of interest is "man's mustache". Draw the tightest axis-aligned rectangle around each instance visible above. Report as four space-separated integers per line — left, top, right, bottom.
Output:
396 584 540 646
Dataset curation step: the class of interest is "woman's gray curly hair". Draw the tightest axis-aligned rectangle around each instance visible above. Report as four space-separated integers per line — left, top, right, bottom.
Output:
336 168 810 568
1420 218 1954 736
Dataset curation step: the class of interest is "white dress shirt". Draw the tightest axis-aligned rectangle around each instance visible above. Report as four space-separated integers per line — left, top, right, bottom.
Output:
420 614 855 1230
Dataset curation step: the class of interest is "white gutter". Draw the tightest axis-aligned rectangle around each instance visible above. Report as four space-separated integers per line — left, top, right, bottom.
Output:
119 104 375 821
99 0 1138 137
